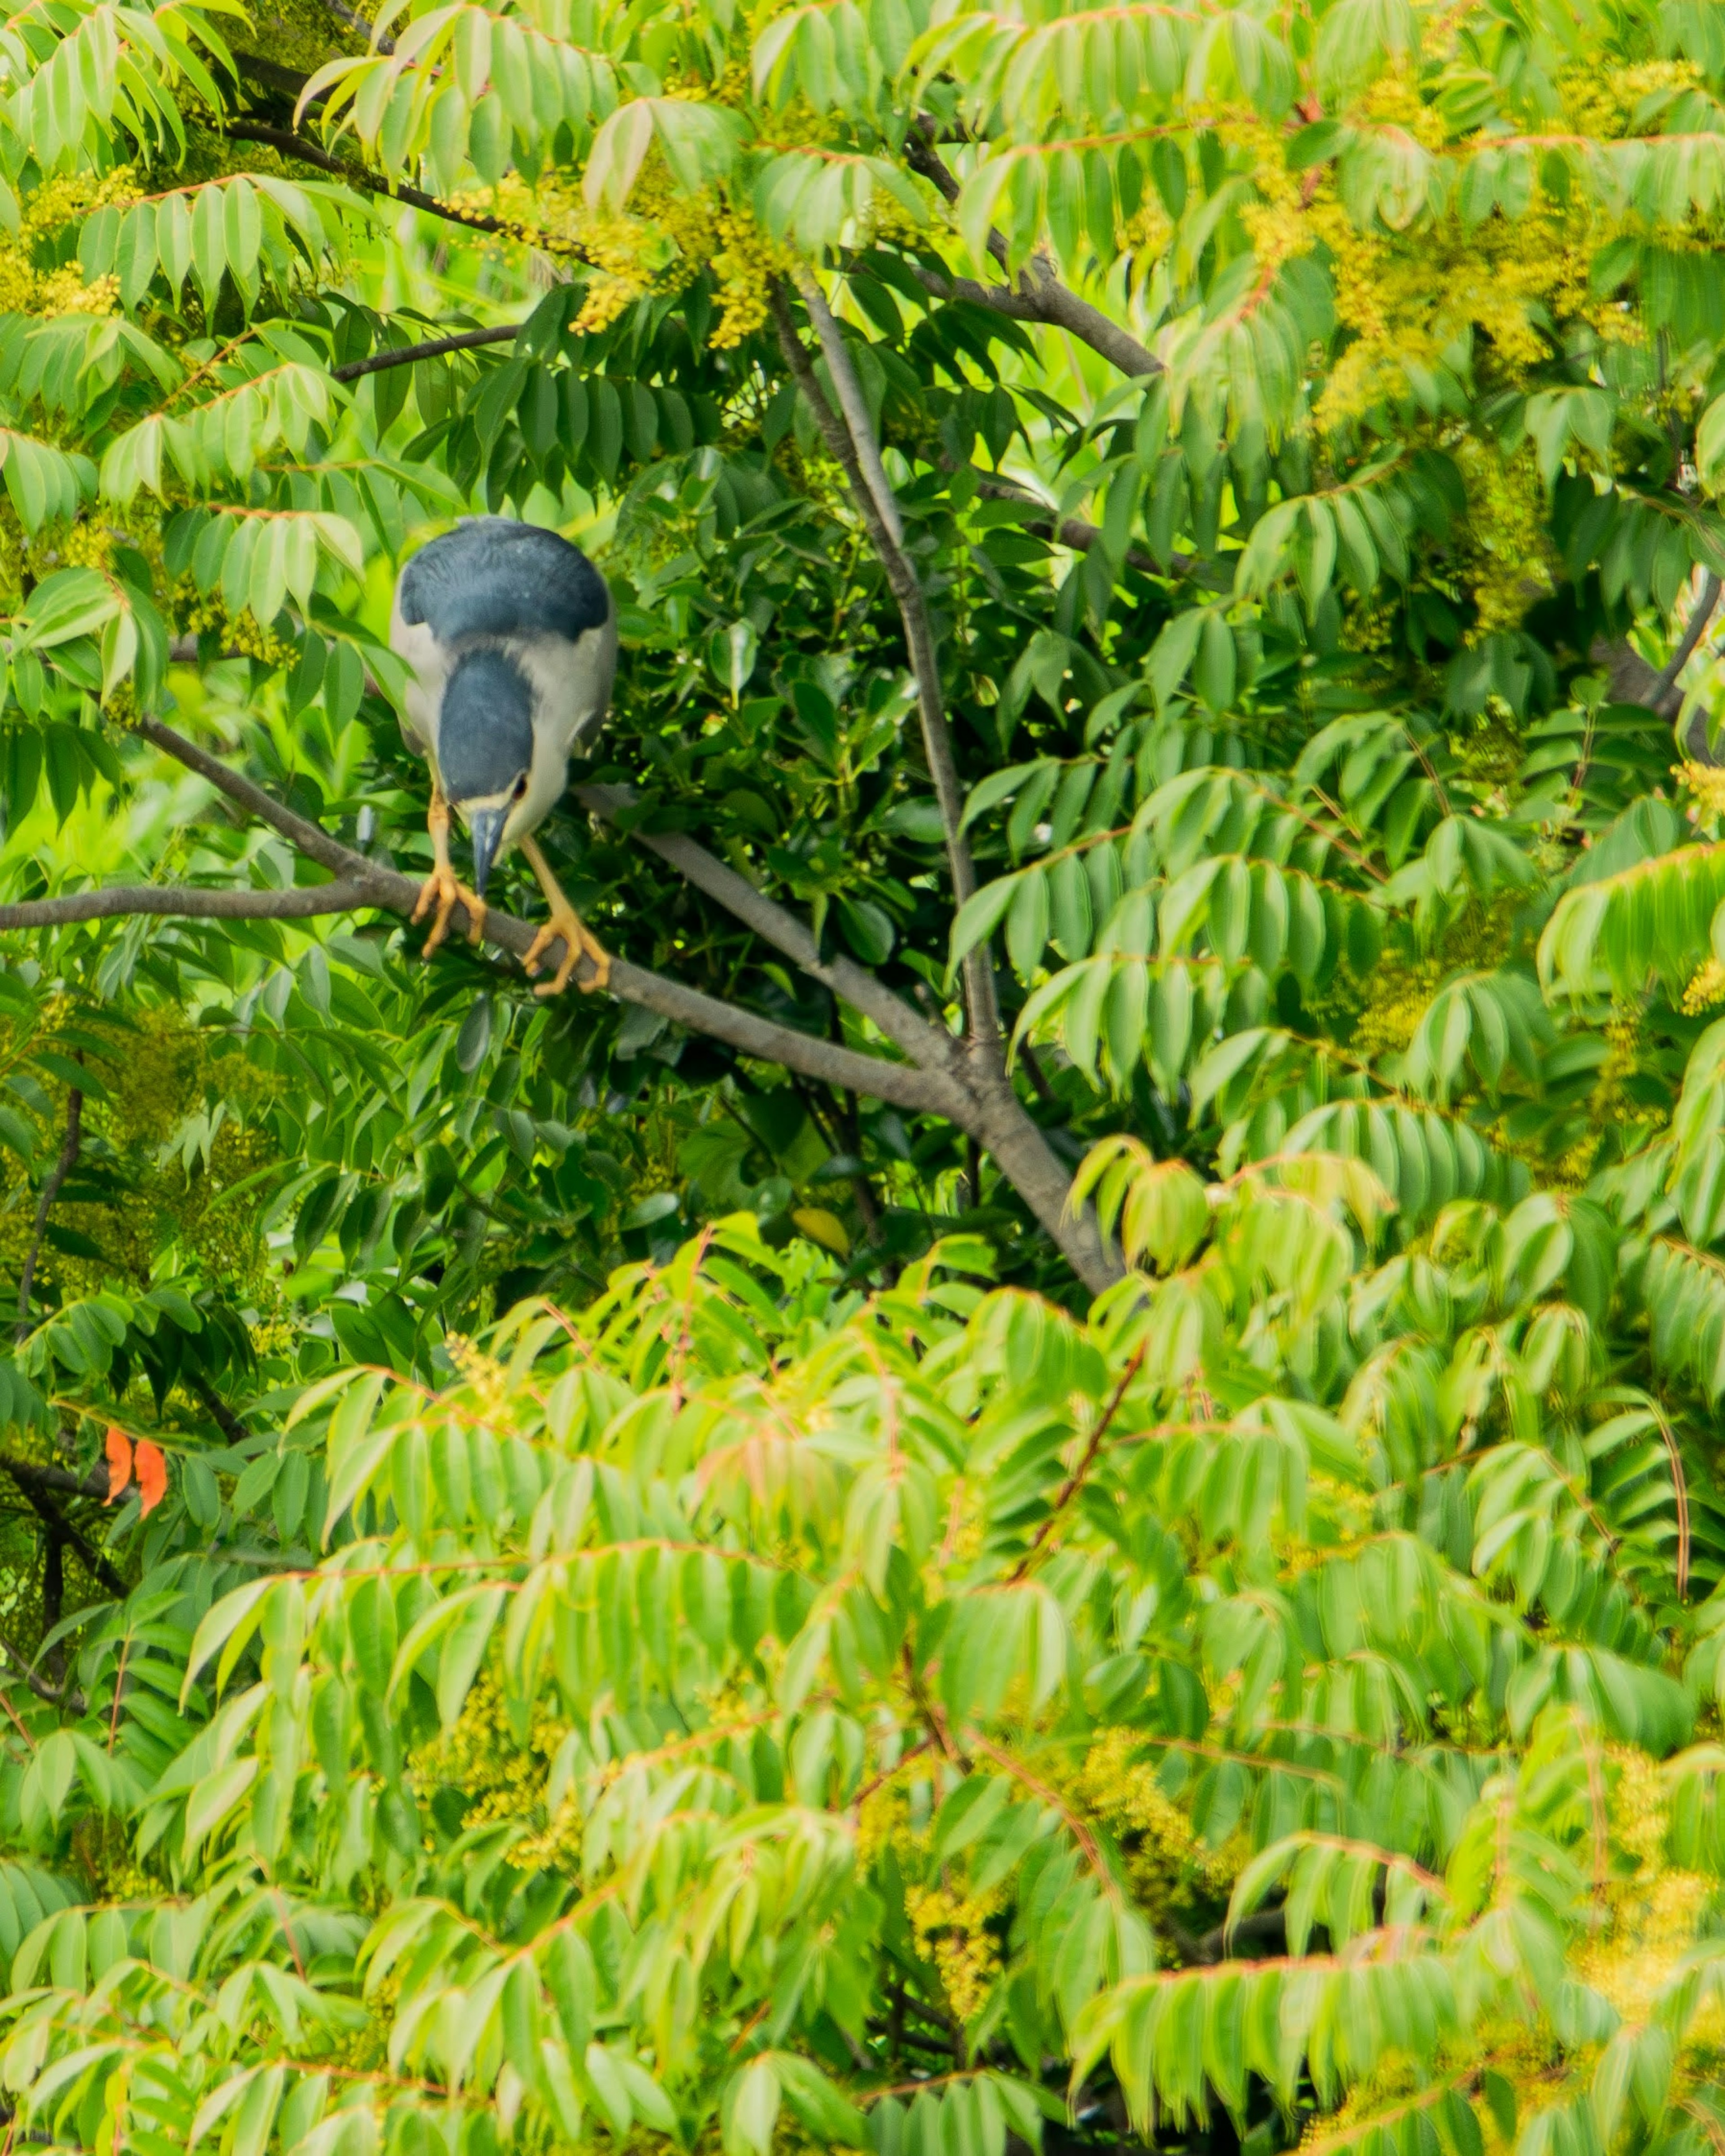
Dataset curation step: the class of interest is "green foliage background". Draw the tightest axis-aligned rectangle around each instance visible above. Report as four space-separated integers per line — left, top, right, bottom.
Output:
0 0 1721 2150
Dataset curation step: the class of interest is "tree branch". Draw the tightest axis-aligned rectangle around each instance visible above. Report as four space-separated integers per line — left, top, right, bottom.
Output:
1595 574 1725 764
966 469 1183 580
1009 1345 1145 1580
234 51 323 105
119 723 1120 1290
324 0 394 50
1659 571 1722 696
0 1464 126 1601
796 270 905 550
910 264 1161 380
0 881 373 930
16 1085 80 1346
571 784 956 1072
332 326 519 381
0 1629 82 1711
133 722 965 1120
574 788 1116 1287
770 281 1001 1054
222 122 584 252
902 132 1161 381
0 1455 106 1502
186 1375 250 1448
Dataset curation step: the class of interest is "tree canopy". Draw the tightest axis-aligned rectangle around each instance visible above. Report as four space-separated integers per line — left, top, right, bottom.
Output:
3 0 1725 2149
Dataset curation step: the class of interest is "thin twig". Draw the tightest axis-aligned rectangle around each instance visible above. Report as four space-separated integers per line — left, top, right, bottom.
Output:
796 270 904 548
0 1630 81 1711
910 263 1162 378
323 0 394 49
186 1375 249 1448
1648 1398 1691 1602
1009 1345 1146 1579
966 468 1182 578
827 1005 891 1258
331 325 520 381
1017 1041 1060 1107
770 280 1001 1053
16 1085 80 1344
222 123 585 252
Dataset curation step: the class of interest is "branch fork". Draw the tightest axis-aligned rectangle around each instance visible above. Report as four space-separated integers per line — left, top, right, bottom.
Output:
0 720 1117 1288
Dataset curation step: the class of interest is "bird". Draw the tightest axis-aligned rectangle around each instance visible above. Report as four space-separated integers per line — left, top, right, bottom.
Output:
388 517 617 994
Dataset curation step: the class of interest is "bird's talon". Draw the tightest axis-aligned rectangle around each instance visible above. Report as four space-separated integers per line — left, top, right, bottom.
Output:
413 868 482 959
523 911 608 996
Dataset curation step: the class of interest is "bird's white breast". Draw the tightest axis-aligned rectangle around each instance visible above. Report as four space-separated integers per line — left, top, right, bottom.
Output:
388 599 449 770
501 619 619 848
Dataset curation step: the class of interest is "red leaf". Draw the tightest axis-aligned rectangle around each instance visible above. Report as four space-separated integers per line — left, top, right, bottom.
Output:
134 1440 167 1517
104 1426 132 1503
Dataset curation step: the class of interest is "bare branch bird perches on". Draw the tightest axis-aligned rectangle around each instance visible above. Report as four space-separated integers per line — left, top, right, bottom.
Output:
0 721 1120 1290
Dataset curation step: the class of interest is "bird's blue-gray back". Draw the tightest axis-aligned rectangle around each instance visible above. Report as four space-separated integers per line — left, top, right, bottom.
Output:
395 518 610 648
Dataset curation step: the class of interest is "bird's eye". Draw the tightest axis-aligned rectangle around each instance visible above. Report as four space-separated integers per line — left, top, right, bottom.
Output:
513 774 529 800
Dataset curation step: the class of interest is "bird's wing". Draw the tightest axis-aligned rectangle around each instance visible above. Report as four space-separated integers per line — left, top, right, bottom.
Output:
387 583 445 766
395 519 610 648
514 611 619 760
508 617 619 841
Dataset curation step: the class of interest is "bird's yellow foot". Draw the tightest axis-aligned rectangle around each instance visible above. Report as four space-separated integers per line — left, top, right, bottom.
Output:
411 866 487 957
522 906 609 995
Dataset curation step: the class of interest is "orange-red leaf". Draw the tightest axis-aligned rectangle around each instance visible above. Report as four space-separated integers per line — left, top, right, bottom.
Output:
104 1426 131 1503
134 1440 166 1517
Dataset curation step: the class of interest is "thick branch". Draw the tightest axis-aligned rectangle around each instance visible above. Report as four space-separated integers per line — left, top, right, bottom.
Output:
0 1455 106 1502
121 725 1119 1289
133 722 964 1119
572 785 954 1071
16 1087 80 1346
902 133 1160 381
770 282 1001 1053
0 1464 125 1601
331 326 518 381
1659 571 1722 696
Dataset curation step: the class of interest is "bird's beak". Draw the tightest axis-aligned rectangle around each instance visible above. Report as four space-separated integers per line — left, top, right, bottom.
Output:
467 805 507 899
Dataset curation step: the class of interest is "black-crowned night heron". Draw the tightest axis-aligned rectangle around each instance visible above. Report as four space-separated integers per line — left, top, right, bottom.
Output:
389 517 616 994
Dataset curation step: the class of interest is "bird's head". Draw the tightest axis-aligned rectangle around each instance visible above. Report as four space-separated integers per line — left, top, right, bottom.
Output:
438 648 535 898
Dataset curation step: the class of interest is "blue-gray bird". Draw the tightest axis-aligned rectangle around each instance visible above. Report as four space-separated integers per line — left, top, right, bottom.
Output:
389 517 616 993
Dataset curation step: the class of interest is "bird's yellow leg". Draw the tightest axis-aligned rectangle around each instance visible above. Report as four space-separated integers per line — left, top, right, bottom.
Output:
411 783 486 956
518 833 609 994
